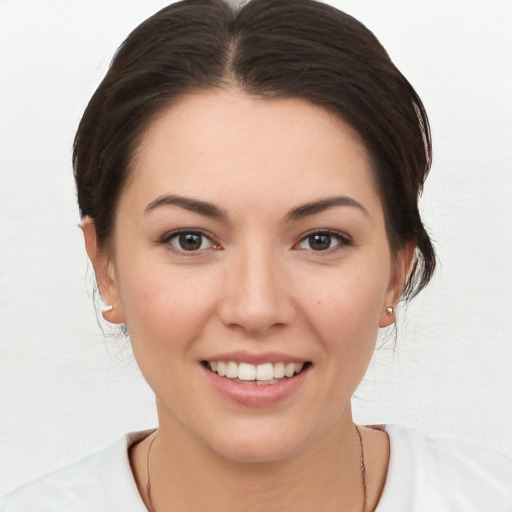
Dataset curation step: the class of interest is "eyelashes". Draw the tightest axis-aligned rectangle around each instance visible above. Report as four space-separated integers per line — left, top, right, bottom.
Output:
159 230 219 253
295 230 352 252
159 229 352 255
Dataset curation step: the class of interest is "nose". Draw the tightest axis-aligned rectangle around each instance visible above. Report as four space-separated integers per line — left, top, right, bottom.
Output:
218 244 295 335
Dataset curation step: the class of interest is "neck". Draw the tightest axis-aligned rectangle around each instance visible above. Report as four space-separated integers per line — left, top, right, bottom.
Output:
134 412 367 512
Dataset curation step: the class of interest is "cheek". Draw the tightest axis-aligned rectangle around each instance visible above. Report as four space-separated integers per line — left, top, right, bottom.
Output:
298 258 391 354
116 260 221 355
115 266 224 404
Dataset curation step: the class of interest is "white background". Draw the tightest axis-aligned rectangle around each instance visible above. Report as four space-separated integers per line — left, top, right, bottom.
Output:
1 0 511 495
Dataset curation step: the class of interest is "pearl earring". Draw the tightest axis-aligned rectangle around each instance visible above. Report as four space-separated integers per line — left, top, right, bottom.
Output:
103 305 115 313
385 306 394 315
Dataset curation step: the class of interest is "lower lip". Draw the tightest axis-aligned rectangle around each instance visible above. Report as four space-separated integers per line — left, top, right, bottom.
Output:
201 364 310 407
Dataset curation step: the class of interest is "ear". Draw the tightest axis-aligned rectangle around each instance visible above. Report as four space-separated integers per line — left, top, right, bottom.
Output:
82 216 126 324
379 242 415 328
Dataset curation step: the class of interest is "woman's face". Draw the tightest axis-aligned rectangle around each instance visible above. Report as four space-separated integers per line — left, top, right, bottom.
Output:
88 89 409 462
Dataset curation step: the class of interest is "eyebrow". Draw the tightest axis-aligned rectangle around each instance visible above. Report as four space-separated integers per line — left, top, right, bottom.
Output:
285 196 369 221
144 193 368 222
145 194 227 220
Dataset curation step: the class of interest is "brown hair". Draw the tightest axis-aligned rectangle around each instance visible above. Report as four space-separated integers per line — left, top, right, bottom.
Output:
74 0 435 299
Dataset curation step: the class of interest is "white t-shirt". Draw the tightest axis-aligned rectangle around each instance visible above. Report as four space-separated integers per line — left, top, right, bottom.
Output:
2 425 511 511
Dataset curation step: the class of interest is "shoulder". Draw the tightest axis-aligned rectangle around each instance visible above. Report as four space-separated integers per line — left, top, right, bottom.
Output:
0 431 152 512
376 424 512 512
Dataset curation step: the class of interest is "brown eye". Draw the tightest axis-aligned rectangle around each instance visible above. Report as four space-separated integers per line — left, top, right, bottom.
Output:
309 234 333 251
168 231 213 252
297 231 350 252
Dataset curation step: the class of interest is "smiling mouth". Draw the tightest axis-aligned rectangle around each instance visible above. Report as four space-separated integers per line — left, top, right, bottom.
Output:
202 361 311 385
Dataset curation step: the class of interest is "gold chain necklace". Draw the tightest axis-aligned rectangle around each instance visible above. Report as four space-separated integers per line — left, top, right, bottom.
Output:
354 423 368 512
146 424 367 512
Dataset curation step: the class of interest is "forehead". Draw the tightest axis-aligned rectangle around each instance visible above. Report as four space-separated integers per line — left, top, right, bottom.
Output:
125 89 382 217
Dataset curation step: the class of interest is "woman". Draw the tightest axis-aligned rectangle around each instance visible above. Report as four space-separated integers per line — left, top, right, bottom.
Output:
2 0 510 510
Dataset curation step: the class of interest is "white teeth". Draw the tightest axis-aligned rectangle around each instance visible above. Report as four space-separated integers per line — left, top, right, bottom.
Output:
238 362 256 381
284 362 295 378
207 360 307 381
226 361 238 379
217 361 226 377
256 363 274 381
273 362 285 378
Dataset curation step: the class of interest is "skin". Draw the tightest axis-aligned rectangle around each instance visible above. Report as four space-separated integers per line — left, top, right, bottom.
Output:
83 89 413 511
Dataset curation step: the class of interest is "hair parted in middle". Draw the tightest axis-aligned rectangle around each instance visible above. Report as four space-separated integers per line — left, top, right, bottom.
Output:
74 0 435 300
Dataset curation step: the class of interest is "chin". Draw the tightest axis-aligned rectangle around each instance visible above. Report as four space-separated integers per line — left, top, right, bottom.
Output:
203 419 316 464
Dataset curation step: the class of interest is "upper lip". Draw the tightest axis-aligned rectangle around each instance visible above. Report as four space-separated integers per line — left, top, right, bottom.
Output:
201 351 310 365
